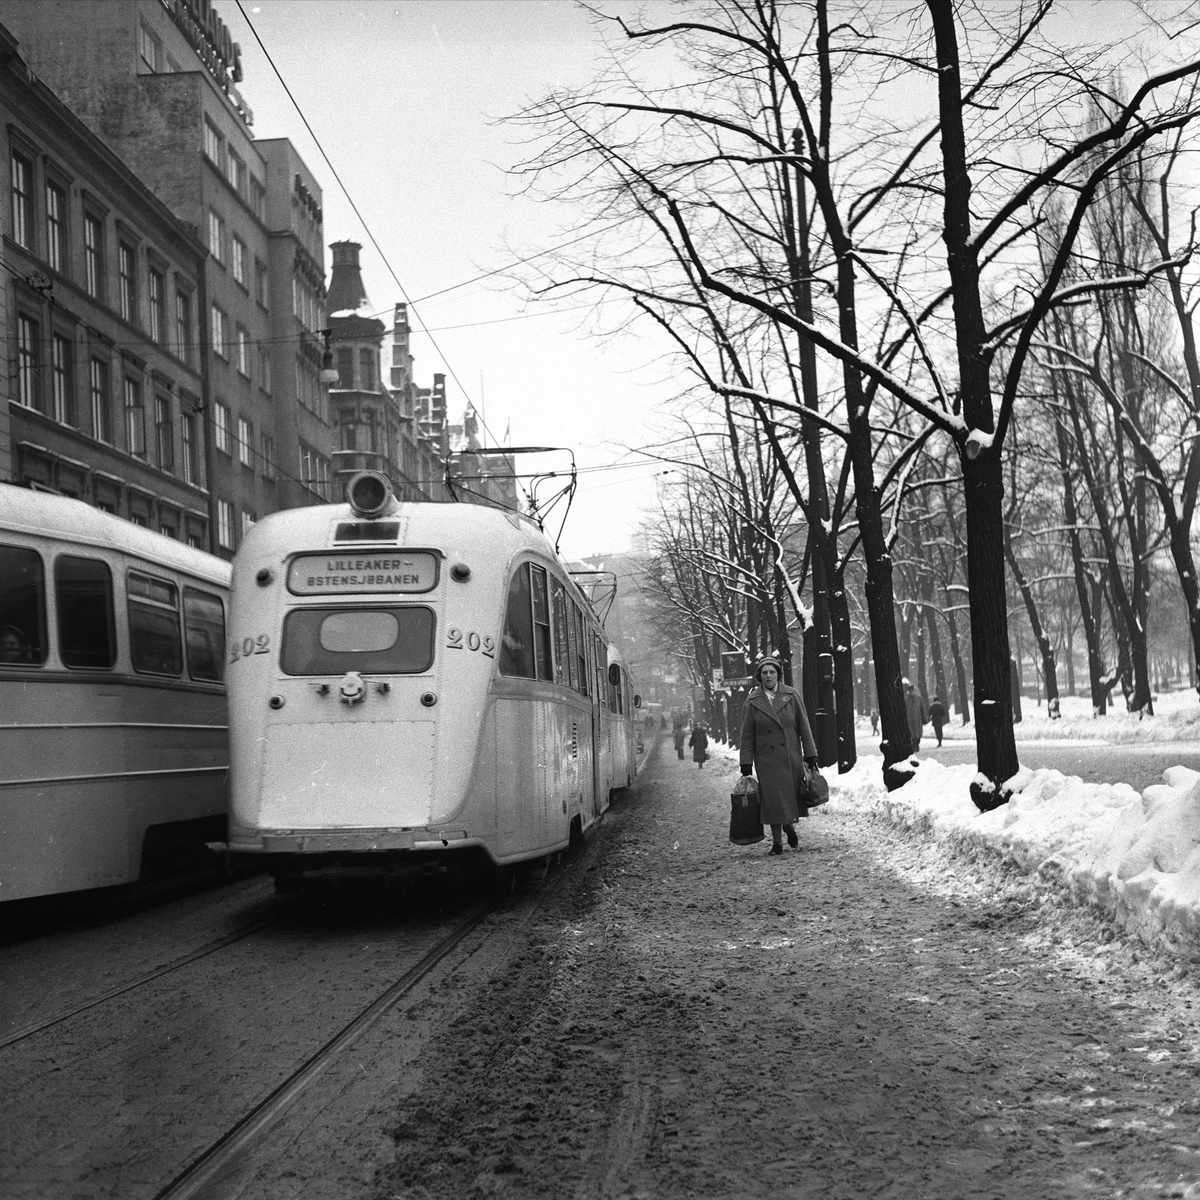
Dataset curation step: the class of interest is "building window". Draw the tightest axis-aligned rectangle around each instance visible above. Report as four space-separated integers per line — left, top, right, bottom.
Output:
251 177 266 222
261 433 275 480
90 357 111 442
216 499 234 550
124 377 145 457
231 236 246 287
84 214 103 298
241 509 256 537
299 442 330 499
119 243 137 323
336 348 353 388
237 417 253 468
17 315 40 410
46 181 66 272
182 412 199 485
254 258 268 308
147 269 164 344
258 347 272 394
236 326 250 376
156 394 173 470
175 290 192 364
213 401 231 454
204 118 224 169
10 151 32 250
226 148 246 196
51 333 74 424
207 209 224 264
139 19 162 71
359 349 376 391
210 304 227 358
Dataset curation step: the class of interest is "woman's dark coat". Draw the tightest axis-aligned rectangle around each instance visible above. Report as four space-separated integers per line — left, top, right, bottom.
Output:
738 684 817 824
687 726 708 763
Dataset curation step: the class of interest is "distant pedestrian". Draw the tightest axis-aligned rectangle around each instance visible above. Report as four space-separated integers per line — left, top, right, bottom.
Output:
673 725 685 760
903 678 927 751
688 724 709 768
869 709 879 736
739 655 818 856
929 695 946 747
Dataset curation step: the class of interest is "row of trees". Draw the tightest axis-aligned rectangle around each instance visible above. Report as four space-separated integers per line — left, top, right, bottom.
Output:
512 0 1200 805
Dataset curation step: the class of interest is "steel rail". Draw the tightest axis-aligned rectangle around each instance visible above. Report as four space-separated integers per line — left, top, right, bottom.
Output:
0 913 279 1050
151 896 499 1200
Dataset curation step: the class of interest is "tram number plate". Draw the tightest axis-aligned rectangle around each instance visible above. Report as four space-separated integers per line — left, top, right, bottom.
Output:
229 634 271 664
446 628 495 658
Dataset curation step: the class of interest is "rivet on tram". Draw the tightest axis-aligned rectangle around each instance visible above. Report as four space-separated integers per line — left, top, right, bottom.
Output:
256 567 274 587
375 681 391 695
450 563 471 582
269 695 286 710
420 691 438 707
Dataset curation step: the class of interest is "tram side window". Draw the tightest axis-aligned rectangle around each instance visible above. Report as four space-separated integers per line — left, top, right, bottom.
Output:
595 636 608 709
280 606 435 675
550 577 570 688
0 544 47 665
616 667 625 715
184 588 225 682
573 606 589 696
499 563 535 678
128 571 183 677
56 555 116 669
530 564 552 682
565 595 580 693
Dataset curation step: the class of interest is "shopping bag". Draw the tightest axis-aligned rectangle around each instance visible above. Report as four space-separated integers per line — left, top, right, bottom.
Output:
729 775 765 844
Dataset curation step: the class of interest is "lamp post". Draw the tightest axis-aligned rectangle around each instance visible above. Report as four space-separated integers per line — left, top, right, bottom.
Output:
318 329 340 386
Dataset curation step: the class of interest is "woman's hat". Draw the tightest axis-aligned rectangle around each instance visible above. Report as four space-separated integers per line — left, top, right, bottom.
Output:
753 655 783 681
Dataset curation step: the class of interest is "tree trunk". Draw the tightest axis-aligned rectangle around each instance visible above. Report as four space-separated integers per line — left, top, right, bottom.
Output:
1003 528 1060 717
830 565 857 771
924 602 949 709
945 606 971 725
928 1 1019 808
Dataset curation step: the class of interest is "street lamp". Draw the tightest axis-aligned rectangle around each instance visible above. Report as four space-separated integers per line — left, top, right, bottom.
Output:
318 329 340 385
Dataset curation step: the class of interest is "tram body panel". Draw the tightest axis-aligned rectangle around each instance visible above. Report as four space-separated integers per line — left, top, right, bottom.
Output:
0 485 230 902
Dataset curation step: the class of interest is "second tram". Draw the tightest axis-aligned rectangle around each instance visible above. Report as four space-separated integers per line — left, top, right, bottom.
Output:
0 485 230 903
224 472 638 888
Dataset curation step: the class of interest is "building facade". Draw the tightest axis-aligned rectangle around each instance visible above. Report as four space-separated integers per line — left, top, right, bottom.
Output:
1 22 212 545
3 0 330 557
326 242 447 502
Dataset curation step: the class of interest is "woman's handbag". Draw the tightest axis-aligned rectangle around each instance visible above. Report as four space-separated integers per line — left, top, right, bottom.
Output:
729 775 765 844
802 767 830 807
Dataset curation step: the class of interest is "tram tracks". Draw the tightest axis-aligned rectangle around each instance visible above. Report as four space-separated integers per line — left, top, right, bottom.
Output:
151 895 499 1200
0 910 283 1050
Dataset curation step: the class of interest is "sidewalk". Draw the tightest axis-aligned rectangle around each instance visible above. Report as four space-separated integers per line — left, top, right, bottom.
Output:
375 744 1200 1200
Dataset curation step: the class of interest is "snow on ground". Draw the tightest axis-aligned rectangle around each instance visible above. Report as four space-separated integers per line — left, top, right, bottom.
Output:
939 686 1200 743
711 691 1200 961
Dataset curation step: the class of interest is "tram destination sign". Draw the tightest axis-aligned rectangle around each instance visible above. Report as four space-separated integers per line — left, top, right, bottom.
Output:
287 551 438 595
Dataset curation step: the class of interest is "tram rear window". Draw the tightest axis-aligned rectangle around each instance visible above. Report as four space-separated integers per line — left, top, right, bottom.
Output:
128 570 182 677
0 544 47 666
56 555 116 669
280 606 435 675
184 589 225 682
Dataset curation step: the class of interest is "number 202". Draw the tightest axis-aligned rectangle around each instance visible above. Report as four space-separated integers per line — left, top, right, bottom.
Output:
229 633 270 664
447 627 495 658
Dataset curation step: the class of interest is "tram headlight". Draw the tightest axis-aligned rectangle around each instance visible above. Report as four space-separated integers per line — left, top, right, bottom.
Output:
346 471 393 518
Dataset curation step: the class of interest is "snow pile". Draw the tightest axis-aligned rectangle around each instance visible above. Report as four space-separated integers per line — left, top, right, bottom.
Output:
834 756 1200 960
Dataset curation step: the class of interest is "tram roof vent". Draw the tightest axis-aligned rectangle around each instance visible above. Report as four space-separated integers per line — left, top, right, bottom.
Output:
346 471 397 519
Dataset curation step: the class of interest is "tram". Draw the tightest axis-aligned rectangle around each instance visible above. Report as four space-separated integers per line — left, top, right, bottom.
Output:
224 471 638 889
0 484 230 903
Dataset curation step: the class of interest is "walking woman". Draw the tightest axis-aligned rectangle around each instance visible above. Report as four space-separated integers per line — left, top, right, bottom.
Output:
688 723 709 768
739 655 818 855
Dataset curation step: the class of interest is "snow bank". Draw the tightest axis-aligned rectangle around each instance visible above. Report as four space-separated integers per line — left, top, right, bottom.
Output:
835 755 1200 961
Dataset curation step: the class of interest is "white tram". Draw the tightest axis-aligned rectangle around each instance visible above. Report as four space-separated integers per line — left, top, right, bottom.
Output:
0 484 230 903
224 472 638 888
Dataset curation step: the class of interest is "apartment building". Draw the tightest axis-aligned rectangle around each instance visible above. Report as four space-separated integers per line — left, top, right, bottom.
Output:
0 21 211 545
4 0 331 556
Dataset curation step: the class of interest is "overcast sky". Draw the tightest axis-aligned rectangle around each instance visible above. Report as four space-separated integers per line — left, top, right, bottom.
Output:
222 0 1157 559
